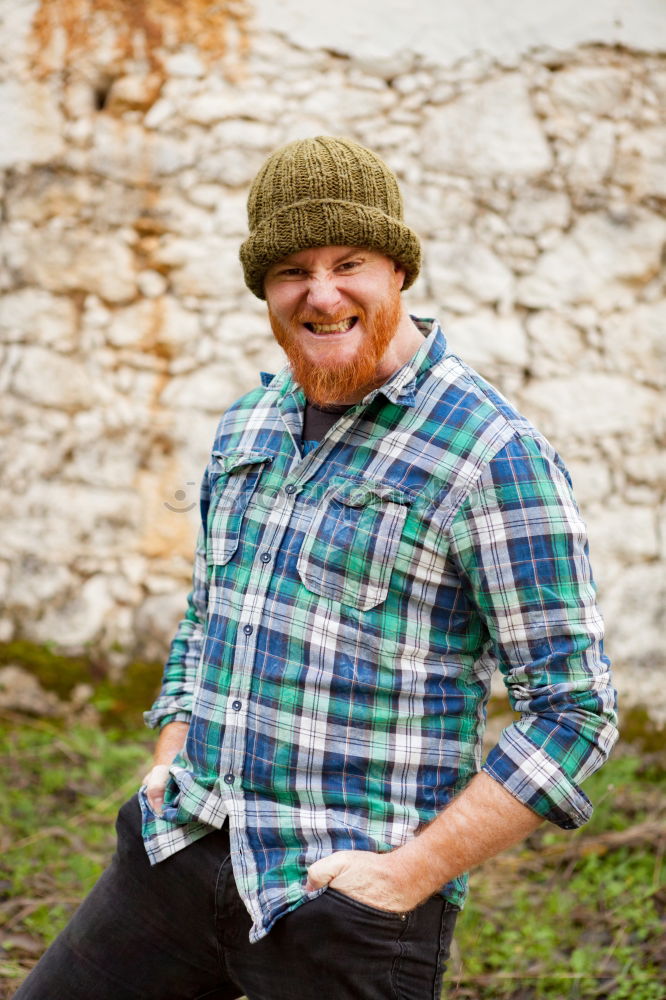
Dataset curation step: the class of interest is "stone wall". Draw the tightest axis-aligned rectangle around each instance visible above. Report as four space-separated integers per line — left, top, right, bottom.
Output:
1 1 664 714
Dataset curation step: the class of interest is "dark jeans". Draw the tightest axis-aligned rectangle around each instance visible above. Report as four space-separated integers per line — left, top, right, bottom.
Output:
14 796 458 1000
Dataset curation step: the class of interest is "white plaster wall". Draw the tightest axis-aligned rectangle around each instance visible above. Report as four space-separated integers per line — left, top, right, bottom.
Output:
0 0 664 718
254 0 666 68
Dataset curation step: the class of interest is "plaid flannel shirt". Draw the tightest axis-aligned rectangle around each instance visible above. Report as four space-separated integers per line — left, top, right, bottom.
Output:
142 319 618 942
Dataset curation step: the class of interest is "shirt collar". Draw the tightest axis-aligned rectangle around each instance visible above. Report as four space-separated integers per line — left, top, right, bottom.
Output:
259 317 447 408
364 317 445 408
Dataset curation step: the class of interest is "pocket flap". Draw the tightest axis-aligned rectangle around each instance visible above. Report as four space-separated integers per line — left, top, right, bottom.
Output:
333 480 413 508
211 450 272 476
333 482 412 507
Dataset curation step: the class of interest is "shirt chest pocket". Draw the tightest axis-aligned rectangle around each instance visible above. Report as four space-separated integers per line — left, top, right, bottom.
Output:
207 450 272 565
296 480 412 611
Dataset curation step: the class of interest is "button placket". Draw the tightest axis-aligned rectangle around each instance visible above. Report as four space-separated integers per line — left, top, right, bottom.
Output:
218 473 303 799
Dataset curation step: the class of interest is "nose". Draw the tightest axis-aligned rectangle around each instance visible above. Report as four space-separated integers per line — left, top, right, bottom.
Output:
304 274 344 315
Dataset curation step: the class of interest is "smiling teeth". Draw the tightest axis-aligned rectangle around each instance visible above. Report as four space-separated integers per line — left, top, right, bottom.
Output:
309 318 356 333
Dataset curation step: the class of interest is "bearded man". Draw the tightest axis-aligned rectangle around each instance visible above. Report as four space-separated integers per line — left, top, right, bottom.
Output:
16 137 618 1000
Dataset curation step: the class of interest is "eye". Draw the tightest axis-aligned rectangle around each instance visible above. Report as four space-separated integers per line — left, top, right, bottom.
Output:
337 259 362 272
271 266 306 280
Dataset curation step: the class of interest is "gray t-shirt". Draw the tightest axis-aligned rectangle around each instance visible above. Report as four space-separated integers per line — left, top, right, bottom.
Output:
302 401 351 452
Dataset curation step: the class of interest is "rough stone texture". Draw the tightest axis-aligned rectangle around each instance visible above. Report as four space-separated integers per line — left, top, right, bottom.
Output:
616 126 666 199
0 665 65 717
0 4 664 717
516 210 666 310
0 665 98 723
11 346 98 411
423 75 553 178
0 78 65 169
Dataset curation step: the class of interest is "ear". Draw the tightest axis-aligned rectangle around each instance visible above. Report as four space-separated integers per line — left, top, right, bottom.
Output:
393 261 406 290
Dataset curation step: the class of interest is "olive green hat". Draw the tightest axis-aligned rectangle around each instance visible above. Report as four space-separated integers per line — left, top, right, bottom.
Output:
239 135 421 299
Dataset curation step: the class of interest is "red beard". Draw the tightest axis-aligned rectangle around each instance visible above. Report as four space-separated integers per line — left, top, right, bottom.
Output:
268 289 402 406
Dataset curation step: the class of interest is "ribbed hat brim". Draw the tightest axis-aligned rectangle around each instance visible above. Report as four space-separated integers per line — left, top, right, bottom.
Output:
239 198 421 300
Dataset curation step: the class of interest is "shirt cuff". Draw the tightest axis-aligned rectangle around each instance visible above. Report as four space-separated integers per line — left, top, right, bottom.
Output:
482 725 593 830
143 697 193 730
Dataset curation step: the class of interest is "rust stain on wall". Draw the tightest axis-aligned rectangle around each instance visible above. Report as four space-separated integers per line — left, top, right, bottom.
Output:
30 0 252 80
24 2 254 574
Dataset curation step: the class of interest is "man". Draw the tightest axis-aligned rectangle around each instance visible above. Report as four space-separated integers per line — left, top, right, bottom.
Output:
16 136 618 999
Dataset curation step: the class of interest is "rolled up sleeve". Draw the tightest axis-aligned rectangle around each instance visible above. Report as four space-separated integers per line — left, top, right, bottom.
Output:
449 434 618 829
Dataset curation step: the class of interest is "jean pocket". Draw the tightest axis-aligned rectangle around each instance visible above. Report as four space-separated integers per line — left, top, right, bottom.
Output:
138 783 179 823
297 479 412 610
138 784 159 820
325 887 408 922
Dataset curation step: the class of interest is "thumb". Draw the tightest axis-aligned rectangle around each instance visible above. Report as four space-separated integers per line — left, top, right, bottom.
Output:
144 764 170 817
148 785 165 816
305 853 347 892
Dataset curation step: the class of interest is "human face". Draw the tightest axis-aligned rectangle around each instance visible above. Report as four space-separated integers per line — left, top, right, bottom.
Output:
264 246 410 406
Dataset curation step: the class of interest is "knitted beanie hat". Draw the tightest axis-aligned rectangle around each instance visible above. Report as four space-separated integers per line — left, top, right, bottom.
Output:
239 136 421 299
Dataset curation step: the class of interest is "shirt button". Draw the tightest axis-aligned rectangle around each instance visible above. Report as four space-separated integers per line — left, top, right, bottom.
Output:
285 484 296 494
260 552 271 563
243 624 253 635
224 773 235 785
232 700 242 711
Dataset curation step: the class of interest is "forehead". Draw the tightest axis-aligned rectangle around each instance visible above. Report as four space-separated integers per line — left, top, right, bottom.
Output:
274 246 384 268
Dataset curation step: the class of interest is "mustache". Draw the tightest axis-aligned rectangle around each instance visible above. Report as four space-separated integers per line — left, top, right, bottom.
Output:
293 309 366 326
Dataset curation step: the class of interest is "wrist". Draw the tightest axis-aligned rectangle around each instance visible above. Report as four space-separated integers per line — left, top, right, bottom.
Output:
385 829 456 904
152 720 189 767
382 841 438 908
145 763 170 781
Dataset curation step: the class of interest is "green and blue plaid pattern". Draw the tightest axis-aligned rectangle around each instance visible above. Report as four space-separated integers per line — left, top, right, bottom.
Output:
142 320 617 942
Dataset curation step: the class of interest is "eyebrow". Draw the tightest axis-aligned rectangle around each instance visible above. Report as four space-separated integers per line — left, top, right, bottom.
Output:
330 248 367 264
277 247 368 269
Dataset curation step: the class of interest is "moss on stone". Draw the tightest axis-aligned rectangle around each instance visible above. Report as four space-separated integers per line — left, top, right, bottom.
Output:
93 660 164 729
0 640 92 700
619 703 666 754
0 641 163 729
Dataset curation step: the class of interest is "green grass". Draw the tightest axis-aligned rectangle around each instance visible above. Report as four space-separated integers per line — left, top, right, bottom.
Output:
0 714 154 996
0 713 664 999
452 751 666 998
